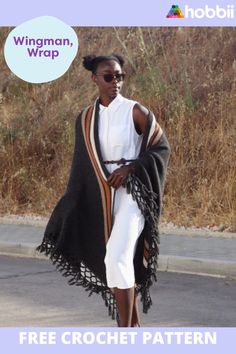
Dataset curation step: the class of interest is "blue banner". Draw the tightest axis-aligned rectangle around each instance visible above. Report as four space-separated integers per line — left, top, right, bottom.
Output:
1 328 235 354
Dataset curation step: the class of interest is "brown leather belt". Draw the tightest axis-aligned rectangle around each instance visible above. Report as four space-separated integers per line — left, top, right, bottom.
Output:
103 158 135 165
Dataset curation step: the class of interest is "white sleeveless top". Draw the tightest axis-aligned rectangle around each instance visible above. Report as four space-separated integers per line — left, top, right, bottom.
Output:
98 94 143 174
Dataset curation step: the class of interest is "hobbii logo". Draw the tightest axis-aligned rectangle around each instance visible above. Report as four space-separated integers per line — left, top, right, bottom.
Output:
185 4 234 19
166 4 235 19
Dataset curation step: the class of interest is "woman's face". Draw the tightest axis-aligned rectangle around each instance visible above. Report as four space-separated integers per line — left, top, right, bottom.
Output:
92 60 124 100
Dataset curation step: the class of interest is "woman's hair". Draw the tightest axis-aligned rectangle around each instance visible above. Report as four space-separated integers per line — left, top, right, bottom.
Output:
82 54 125 73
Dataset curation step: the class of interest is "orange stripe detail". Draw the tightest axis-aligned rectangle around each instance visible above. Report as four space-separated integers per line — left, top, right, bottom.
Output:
86 107 112 235
81 106 112 243
144 247 149 260
148 123 161 147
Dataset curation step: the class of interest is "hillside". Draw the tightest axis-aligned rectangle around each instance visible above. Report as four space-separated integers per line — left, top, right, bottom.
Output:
0 27 235 230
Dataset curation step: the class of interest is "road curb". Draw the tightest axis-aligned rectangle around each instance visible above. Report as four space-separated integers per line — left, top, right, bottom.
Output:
1 242 236 279
0 243 47 260
158 255 236 279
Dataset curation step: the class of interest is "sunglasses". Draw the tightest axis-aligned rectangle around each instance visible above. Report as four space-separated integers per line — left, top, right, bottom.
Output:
95 73 125 83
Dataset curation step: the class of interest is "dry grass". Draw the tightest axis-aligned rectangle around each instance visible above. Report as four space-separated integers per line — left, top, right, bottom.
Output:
0 27 236 230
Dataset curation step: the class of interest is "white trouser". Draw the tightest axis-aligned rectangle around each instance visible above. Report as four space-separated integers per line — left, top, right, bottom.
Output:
104 187 145 289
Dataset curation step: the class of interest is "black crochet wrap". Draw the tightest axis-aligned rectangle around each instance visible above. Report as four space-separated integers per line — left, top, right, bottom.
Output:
36 100 171 321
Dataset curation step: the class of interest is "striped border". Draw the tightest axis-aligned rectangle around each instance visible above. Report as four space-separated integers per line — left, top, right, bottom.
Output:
81 104 114 243
147 115 163 148
143 239 149 268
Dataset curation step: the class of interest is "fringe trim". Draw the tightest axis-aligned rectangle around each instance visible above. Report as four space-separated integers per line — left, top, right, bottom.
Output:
126 173 160 314
36 241 119 322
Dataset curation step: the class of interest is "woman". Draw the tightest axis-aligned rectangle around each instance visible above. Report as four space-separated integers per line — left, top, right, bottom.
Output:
36 54 171 327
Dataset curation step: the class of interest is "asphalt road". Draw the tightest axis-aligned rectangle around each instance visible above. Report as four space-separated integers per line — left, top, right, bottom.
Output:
0 255 236 327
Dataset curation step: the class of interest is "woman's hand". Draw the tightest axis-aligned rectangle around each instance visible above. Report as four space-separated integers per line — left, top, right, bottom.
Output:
107 165 132 189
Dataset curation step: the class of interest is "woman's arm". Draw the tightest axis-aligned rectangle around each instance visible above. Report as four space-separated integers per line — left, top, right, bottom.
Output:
133 103 149 135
